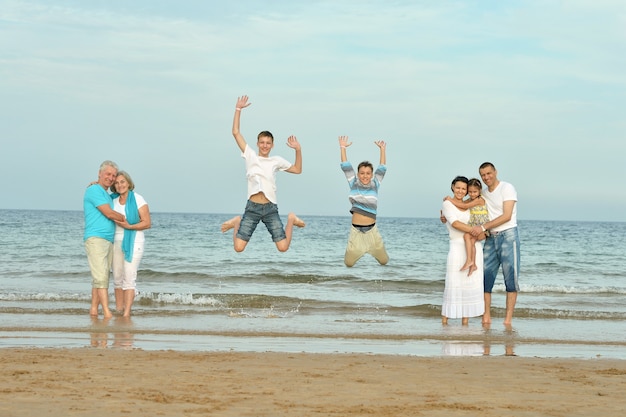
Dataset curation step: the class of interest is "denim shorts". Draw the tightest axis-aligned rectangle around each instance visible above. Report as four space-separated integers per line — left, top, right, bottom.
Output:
483 227 520 293
236 200 286 243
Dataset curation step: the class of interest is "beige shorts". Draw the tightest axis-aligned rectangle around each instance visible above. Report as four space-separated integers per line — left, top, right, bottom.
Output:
85 237 113 289
344 224 389 267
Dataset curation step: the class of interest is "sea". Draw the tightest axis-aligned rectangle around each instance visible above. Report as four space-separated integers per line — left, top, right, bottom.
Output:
1 209 625 358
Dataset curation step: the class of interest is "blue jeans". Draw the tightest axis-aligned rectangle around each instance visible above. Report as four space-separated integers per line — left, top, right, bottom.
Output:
236 200 286 243
483 227 520 293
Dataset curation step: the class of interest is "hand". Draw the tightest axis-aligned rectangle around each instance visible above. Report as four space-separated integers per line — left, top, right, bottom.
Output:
440 210 447 224
338 136 352 148
114 219 131 229
374 140 386 149
286 135 301 150
235 95 251 110
443 195 452 202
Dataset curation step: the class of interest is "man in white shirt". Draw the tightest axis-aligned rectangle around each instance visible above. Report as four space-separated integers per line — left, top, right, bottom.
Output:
469 162 520 325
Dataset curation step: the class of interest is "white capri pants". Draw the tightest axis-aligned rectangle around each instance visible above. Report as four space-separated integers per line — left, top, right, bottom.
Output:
112 240 144 291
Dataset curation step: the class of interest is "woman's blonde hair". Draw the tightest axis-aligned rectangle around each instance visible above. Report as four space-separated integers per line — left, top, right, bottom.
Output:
110 170 135 193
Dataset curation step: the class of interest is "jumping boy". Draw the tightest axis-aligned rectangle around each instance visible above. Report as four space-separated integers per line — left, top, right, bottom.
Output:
339 136 389 267
221 95 305 252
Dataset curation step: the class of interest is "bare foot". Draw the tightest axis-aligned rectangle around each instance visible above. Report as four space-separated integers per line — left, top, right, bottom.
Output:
441 316 448 325
103 308 113 319
89 309 98 317
460 261 473 272
482 314 492 324
468 264 478 276
221 216 240 233
289 213 305 228
462 317 469 326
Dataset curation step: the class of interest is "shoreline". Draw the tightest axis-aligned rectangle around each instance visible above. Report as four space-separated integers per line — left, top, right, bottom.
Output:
1 348 625 417
2 327 626 359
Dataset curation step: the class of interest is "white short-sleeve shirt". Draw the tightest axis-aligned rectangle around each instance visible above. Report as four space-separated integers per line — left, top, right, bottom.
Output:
242 144 291 204
483 181 517 232
113 193 148 242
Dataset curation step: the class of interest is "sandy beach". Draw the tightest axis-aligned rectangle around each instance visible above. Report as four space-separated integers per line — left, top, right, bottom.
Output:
1 348 625 417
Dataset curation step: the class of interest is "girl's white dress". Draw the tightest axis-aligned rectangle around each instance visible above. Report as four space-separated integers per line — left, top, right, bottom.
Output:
441 200 485 319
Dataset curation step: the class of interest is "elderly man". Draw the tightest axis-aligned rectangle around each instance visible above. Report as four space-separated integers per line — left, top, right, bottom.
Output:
83 160 125 318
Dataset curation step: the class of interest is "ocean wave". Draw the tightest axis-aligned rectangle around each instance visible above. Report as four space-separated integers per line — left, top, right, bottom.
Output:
2 293 626 321
518 284 626 295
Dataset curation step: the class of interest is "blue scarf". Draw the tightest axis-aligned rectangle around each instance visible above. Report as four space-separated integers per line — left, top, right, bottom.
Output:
122 190 139 262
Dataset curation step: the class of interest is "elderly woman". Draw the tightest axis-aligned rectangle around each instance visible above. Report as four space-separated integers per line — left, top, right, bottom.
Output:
441 176 485 325
111 171 151 318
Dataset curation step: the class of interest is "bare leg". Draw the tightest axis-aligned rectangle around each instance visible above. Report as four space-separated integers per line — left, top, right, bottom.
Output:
90 288 99 316
462 317 469 326
482 292 492 324
467 240 478 276
221 216 248 252
275 213 305 252
97 288 113 318
221 215 240 233
441 316 448 325
122 289 135 318
460 233 475 272
114 288 124 313
504 291 517 325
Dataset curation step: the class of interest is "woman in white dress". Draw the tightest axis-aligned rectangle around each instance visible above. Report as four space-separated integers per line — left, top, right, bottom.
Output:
441 176 485 325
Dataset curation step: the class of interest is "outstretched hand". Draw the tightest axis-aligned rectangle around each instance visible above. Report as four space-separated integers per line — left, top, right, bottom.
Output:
338 136 352 148
235 95 251 110
374 140 386 149
286 135 301 150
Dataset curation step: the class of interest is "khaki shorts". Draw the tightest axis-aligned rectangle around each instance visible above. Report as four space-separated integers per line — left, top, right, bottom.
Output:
344 224 389 267
85 237 113 289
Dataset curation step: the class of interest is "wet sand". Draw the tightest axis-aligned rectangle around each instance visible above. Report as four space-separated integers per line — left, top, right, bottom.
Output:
1 348 625 417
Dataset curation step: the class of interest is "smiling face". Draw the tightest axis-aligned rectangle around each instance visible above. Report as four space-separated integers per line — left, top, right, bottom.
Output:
98 165 118 189
114 174 130 195
257 133 274 157
357 165 374 185
479 165 498 191
452 180 468 201
467 185 481 201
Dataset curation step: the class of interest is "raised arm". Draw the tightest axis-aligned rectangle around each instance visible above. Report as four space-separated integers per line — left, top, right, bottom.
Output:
285 135 303 174
231 95 251 152
338 136 352 162
374 140 386 165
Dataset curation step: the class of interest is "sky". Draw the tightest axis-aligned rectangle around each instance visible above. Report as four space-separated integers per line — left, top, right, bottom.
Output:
1 0 625 222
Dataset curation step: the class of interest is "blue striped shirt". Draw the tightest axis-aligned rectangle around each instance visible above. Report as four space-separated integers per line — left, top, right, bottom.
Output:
341 162 386 219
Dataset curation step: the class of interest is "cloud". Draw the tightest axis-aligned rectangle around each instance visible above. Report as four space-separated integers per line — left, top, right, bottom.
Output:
1 0 625 220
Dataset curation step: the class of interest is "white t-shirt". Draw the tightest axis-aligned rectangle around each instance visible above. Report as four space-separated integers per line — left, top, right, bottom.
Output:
113 192 147 242
442 200 470 241
242 144 291 204
483 181 517 232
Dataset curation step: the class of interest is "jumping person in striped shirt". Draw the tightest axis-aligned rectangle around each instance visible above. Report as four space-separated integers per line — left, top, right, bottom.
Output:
339 136 389 267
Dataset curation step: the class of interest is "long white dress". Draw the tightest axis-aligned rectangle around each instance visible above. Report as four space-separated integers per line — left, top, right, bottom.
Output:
441 200 485 319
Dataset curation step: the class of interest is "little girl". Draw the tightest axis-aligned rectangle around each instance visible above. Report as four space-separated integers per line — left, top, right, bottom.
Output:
446 178 489 276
